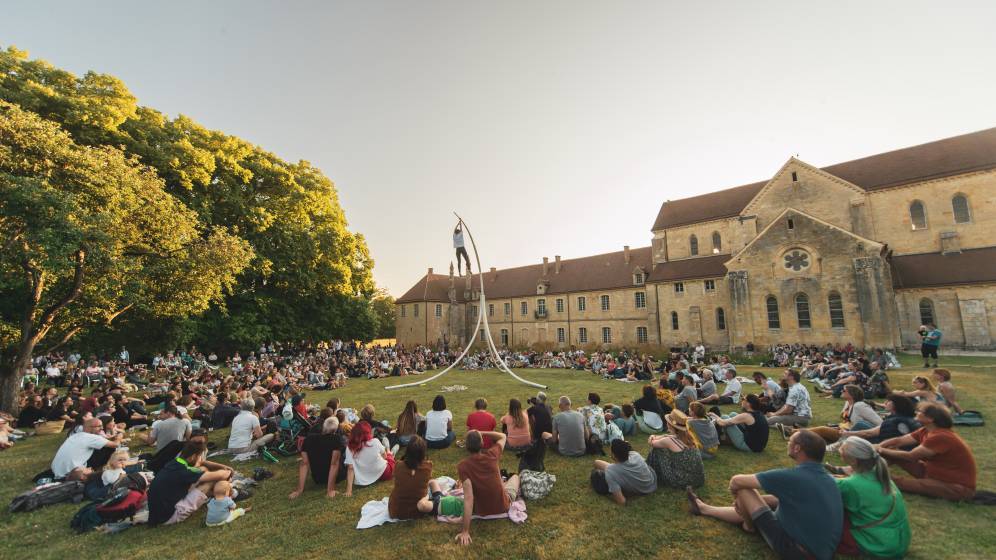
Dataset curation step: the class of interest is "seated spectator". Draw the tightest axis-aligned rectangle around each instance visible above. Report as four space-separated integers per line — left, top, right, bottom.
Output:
591 439 657 504
466 398 496 448
698 369 742 405
100 449 130 487
833 437 911 559
932 369 964 414
205 479 248 527
146 406 191 453
425 395 455 449
793 385 881 443
891 376 943 405
16 395 46 428
211 393 240 429
684 402 719 457
228 399 274 454
51 417 122 479
388 436 434 519
830 394 920 455
392 400 423 449
766 369 812 428
646 433 704 489
687 430 843 560
579 392 619 443
344 420 395 495
877 402 977 502
542 396 586 457
454 430 519 546
500 398 531 452
709 394 769 453
148 440 233 526
674 374 698 414
609 403 636 436
290 416 346 499
696 371 717 401
752 371 784 412
360 404 391 440
634 385 670 434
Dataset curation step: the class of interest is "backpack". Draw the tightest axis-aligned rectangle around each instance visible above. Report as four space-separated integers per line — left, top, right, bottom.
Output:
70 502 104 533
953 411 984 427
584 434 605 456
95 473 149 522
519 470 556 501
9 481 85 513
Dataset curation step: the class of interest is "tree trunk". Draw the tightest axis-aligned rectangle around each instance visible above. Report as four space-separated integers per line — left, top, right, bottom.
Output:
0 352 34 416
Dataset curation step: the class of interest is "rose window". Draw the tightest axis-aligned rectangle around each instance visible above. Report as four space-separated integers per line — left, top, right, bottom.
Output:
783 250 810 271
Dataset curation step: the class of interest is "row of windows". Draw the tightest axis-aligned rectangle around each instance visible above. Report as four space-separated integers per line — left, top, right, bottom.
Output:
909 195 973 230
494 326 650 345
689 232 722 256
480 293 650 317
765 293 846 330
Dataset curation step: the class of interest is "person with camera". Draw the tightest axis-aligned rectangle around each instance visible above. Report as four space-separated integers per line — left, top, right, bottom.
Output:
918 323 942 368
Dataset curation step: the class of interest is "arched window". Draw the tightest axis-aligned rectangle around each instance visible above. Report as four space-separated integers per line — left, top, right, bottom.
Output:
952 195 971 224
909 201 927 230
795 293 811 329
919 298 936 327
689 235 699 256
828 292 845 328
766 296 780 329
716 308 726 330
671 311 679 330
712 232 722 254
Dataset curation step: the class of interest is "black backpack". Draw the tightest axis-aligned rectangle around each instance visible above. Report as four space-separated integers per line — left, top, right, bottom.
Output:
9 481 85 513
70 502 104 533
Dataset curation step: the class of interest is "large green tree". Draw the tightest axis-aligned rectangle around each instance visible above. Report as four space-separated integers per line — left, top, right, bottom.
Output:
0 101 252 412
0 46 377 355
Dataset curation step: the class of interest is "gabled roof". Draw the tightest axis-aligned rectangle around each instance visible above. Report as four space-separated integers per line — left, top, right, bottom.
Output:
891 247 996 289
653 126 996 230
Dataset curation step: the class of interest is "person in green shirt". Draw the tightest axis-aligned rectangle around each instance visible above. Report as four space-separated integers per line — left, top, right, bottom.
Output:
833 437 910 559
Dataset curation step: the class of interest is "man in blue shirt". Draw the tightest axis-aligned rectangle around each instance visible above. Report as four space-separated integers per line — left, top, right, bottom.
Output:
686 430 843 560
920 323 942 368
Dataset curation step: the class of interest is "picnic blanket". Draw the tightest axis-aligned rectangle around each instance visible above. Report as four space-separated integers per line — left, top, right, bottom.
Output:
356 476 527 529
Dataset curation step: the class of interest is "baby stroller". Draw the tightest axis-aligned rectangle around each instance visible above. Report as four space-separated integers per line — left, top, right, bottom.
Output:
273 406 313 457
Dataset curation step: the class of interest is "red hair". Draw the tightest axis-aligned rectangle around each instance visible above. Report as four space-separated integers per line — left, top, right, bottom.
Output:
347 420 372 454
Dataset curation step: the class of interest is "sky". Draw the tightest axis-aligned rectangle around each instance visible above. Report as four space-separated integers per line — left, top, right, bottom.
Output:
4 1 996 296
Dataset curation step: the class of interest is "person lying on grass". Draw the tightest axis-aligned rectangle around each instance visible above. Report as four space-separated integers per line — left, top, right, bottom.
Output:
591 439 657 505
686 430 843 560
455 430 519 546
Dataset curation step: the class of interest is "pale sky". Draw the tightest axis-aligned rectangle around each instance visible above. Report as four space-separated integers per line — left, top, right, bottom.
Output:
5 1 996 296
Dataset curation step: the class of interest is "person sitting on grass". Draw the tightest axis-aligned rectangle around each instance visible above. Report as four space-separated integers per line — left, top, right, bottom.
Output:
876 402 977 502
634 384 670 434
686 430 842 560
891 375 943 405
51 417 122 480
766 369 812 428
579 392 620 444
785 385 882 443
752 371 784 412
684 402 720 457
454 430 519 546
591 439 657 505
709 394 769 453
674 374 698 414
391 400 423 450
500 398 532 452
829 394 919 452
466 398 496 448
424 395 455 449
696 370 717 401
388 436 435 519
931 369 964 414
646 433 705 489
830 437 911 559
289 416 346 499
148 440 234 527
205 479 249 527
609 403 637 436
542 396 586 457
228 399 275 454
344 420 395 496
697 369 742 405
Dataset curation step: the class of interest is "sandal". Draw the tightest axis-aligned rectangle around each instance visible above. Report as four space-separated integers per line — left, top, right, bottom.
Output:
685 486 702 516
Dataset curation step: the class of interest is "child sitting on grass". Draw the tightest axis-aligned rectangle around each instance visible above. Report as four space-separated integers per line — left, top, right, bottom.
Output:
101 450 130 486
205 480 249 527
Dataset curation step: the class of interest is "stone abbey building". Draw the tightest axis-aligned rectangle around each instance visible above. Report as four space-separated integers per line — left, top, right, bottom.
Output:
396 127 996 351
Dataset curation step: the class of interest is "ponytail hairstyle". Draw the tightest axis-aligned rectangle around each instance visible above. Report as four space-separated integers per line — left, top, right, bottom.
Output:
840 437 893 495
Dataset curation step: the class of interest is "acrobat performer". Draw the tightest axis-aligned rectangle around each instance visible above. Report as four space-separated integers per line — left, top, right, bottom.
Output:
454 221 471 276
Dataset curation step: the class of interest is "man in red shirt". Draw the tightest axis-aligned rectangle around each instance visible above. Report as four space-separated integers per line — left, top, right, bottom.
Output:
455 430 519 546
878 402 976 501
466 398 496 448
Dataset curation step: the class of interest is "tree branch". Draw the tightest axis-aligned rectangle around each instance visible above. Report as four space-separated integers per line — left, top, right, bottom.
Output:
40 326 82 355
34 249 86 342
105 303 134 325
2 225 25 256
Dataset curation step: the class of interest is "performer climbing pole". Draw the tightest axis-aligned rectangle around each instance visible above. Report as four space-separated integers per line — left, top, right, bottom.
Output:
386 213 547 390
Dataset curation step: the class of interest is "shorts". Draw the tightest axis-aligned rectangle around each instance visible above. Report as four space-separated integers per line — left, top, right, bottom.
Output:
378 452 396 482
166 488 209 525
921 345 938 360
751 507 810 560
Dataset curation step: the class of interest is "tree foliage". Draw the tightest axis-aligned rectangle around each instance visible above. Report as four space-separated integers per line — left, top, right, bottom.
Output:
0 46 378 361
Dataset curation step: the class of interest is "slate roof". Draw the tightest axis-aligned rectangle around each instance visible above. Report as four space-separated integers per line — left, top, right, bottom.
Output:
890 247 996 289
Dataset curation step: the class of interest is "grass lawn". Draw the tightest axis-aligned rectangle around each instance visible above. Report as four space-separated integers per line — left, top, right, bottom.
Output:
2 361 994 560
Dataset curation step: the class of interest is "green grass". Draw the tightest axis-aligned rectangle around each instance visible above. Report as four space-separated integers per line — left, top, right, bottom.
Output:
2 362 995 560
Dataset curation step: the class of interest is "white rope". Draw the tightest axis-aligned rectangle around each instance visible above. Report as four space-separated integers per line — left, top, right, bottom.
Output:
386 213 547 390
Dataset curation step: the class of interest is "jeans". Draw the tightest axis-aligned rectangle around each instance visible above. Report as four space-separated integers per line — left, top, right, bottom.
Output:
721 413 752 452
426 431 455 449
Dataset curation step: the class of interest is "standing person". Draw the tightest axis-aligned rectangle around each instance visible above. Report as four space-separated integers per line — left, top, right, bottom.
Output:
453 221 471 276
833 438 911 559
919 323 941 368
466 398 496 448
454 430 519 546
877 402 976 501
687 430 843 560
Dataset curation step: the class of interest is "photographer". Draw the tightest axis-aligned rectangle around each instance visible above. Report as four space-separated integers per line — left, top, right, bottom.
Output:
919 323 942 368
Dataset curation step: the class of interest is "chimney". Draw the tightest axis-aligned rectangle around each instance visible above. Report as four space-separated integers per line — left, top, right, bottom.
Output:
624 245 631 264
428 267 433 275
542 257 549 276
555 255 561 274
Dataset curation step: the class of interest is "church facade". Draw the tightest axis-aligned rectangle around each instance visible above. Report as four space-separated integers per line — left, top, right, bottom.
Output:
396 127 996 351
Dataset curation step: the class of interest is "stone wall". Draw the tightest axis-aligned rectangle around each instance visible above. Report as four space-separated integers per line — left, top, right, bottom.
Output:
895 284 996 349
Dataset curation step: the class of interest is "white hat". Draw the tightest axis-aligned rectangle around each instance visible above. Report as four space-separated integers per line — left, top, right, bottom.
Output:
176 406 188 416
